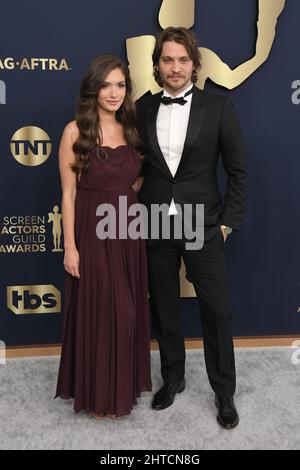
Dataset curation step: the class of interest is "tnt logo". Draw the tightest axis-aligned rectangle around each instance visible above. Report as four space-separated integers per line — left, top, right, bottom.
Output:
7 285 61 314
10 126 52 166
0 80 6 104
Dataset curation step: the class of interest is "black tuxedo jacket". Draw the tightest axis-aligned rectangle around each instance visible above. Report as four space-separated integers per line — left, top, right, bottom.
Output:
136 86 248 242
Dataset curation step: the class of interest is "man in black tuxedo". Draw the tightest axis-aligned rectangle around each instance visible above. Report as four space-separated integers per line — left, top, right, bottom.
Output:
136 27 247 429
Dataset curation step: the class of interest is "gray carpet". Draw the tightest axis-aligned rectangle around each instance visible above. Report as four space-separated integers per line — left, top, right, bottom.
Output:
0 348 299 450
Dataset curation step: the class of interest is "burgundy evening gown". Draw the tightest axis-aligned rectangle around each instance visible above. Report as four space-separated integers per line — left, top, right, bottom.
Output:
55 144 152 417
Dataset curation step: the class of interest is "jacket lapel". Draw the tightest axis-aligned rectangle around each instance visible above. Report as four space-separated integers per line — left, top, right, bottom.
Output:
174 87 205 177
146 91 173 180
146 87 206 179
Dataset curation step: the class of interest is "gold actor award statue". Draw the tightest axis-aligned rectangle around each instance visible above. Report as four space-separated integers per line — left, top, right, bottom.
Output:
126 0 286 100
48 205 63 252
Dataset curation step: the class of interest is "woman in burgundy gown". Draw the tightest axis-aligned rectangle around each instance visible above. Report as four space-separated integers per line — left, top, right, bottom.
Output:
55 55 151 418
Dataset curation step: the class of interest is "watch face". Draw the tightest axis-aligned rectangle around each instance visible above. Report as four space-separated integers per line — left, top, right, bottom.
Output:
225 227 232 235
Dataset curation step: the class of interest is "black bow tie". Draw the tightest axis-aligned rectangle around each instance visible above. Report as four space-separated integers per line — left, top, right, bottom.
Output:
160 87 193 106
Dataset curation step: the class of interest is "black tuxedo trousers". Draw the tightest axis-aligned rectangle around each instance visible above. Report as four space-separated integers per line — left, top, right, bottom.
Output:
147 220 235 399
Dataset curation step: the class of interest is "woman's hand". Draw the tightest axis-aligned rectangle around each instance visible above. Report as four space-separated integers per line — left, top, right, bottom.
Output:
64 247 80 278
132 176 144 193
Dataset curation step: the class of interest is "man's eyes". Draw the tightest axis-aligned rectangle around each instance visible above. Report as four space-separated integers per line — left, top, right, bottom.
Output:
162 58 190 63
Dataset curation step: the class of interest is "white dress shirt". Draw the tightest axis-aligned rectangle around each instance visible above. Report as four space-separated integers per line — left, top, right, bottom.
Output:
156 83 193 215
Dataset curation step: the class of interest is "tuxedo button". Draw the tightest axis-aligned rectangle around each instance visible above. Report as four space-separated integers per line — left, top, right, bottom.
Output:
173 179 177 184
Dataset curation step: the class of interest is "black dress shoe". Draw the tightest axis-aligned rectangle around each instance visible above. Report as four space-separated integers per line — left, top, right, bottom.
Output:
215 395 239 429
151 379 185 410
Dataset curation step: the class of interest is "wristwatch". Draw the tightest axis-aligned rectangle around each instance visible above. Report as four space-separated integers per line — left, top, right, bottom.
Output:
221 225 233 235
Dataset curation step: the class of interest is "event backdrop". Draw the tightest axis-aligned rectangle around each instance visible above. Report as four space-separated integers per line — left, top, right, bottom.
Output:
0 0 299 347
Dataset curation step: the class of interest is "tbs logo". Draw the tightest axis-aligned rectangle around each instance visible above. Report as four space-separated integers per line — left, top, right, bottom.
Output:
7 285 61 315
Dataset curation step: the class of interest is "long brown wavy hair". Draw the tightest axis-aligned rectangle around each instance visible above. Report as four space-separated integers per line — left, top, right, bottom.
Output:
72 55 141 174
152 27 201 87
